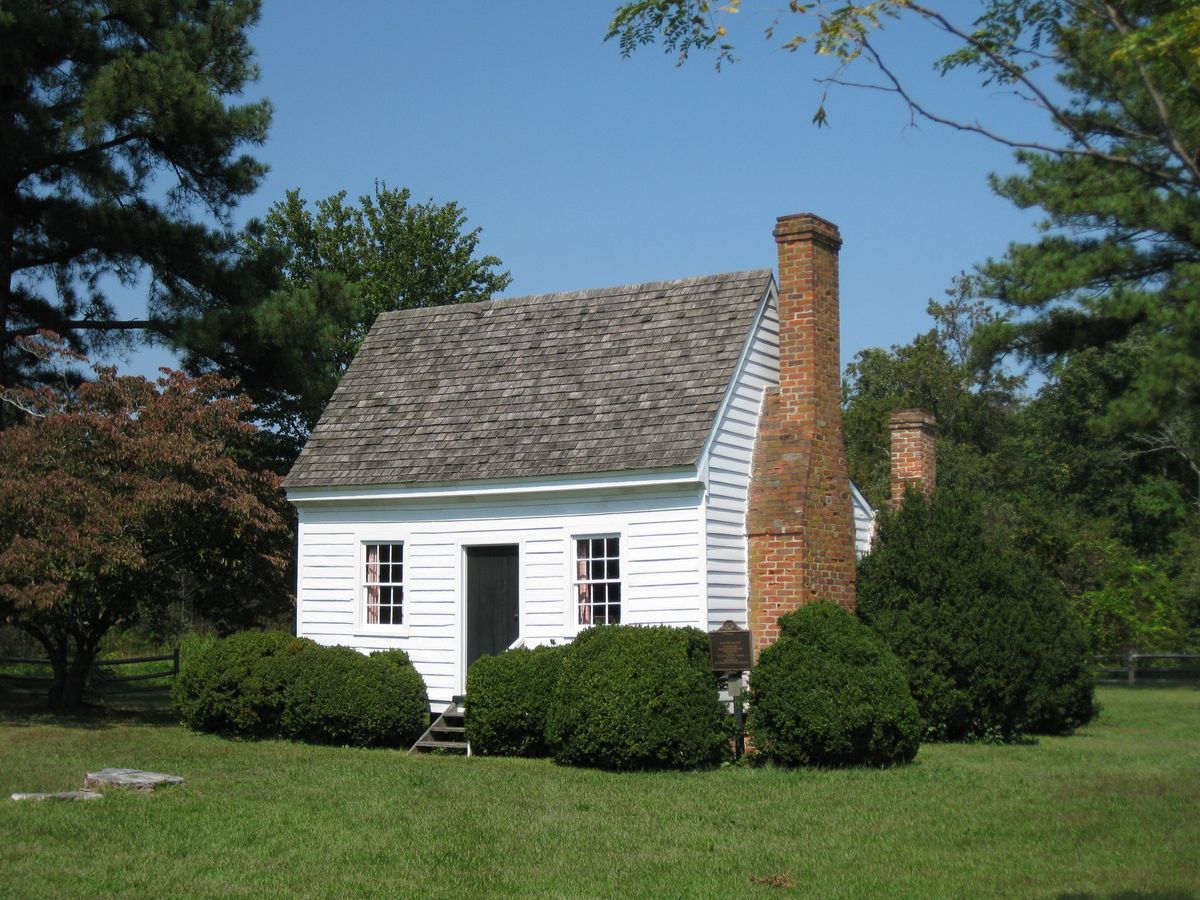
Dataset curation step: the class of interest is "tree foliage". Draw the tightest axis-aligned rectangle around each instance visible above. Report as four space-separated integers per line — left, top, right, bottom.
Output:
842 277 1024 508
0 0 271 402
609 1 1200 428
174 185 512 461
858 486 1097 740
843 297 1198 654
0 335 292 709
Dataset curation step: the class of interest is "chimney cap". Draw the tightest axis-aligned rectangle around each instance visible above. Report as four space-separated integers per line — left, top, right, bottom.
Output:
774 213 841 251
889 408 937 430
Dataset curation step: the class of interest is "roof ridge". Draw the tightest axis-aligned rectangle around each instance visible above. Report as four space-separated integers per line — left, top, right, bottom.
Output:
375 268 773 324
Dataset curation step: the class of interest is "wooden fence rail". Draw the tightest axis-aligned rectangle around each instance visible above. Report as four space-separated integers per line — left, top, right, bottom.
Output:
1092 652 1200 685
0 649 179 697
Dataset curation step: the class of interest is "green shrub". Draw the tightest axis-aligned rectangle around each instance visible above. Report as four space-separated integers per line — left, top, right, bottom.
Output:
279 644 428 748
545 625 728 771
1023 598 1099 735
857 487 1098 740
749 602 921 766
465 644 569 757
172 630 300 737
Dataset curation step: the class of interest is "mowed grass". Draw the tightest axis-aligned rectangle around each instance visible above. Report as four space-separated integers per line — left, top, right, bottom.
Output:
1 687 1197 898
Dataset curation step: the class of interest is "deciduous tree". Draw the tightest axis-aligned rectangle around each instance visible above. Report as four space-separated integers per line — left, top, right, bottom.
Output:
175 185 512 461
0 335 292 709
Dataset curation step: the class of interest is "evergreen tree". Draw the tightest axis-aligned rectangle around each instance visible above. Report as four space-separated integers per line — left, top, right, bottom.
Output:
975 1 1200 431
0 0 271 416
858 486 1097 740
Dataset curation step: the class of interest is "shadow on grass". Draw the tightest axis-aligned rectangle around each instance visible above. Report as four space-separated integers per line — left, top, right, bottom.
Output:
0 694 179 730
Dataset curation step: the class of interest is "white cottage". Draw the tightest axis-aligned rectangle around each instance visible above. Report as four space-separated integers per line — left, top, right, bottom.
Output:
285 215 876 708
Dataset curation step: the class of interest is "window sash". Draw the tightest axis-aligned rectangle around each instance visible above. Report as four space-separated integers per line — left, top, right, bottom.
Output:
574 536 620 626
364 543 404 626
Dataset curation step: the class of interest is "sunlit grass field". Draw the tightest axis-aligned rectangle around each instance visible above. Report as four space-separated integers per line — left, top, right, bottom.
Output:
1 686 1197 898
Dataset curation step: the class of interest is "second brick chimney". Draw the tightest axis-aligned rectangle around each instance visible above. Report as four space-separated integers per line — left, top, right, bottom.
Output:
746 213 857 656
889 409 937 509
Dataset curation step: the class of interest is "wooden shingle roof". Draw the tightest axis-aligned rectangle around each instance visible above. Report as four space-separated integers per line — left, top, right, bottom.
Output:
284 268 774 489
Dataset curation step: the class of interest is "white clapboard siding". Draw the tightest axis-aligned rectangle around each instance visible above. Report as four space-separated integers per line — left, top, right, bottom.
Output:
295 482 705 707
851 482 877 558
701 285 779 630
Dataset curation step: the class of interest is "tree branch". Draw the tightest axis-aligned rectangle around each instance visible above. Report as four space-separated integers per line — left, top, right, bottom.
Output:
25 131 150 180
9 319 167 339
1098 1 1200 185
850 34 1194 191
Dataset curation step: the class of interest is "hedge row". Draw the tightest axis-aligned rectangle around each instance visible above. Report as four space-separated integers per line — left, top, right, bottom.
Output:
173 632 429 748
466 617 918 770
466 627 729 770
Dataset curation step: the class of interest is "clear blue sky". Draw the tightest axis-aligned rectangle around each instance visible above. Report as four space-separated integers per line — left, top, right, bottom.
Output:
122 1 1057 377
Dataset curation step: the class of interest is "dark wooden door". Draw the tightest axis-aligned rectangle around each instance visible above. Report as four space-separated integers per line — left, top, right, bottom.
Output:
466 545 519 672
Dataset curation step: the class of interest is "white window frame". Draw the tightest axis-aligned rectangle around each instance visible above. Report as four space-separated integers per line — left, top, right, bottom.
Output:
357 540 409 635
571 534 622 629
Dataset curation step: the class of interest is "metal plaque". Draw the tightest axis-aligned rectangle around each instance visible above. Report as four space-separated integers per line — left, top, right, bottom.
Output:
708 620 752 673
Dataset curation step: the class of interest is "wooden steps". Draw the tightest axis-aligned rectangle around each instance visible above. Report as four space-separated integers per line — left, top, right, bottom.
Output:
409 696 469 755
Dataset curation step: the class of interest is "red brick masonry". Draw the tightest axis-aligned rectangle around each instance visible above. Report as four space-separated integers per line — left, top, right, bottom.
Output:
889 408 937 510
746 214 856 657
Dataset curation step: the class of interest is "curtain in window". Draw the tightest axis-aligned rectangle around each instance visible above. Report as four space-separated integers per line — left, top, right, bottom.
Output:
576 549 591 625
366 544 380 624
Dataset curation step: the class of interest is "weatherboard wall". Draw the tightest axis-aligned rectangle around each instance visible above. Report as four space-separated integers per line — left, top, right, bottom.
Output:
700 287 780 631
698 287 876 631
294 482 706 708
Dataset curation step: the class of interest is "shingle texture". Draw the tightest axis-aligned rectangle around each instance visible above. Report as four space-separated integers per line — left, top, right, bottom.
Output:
284 269 774 489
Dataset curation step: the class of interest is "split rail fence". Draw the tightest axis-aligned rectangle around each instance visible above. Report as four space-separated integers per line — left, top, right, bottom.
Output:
1093 652 1200 685
0 650 179 699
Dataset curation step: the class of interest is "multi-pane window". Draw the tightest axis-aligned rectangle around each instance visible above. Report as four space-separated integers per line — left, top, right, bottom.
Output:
575 536 620 626
364 543 404 626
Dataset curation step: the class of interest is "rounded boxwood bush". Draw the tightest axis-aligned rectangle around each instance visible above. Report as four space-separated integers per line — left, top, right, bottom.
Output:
279 644 429 748
749 602 921 767
545 625 728 771
173 630 301 737
857 487 1098 740
466 644 569 757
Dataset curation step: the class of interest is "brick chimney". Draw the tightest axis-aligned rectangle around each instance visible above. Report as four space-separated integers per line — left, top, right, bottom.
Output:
746 213 856 656
889 409 937 509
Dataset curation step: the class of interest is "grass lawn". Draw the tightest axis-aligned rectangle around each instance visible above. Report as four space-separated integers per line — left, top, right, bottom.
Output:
1 687 1197 898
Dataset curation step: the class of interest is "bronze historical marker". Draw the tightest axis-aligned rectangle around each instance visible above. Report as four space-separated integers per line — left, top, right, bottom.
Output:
708 620 753 673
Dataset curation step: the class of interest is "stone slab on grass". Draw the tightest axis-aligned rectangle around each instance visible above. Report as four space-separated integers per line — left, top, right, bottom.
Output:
83 769 184 792
11 790 102 802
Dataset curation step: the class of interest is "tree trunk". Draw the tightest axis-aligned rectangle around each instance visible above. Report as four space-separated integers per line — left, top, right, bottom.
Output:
48 646 100 711
29 629 102 712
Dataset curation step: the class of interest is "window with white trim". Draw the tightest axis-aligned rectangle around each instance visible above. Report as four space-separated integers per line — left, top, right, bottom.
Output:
574 536 620 625
364 543 404 626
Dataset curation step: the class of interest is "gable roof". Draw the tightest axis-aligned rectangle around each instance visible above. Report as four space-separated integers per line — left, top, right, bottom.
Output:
284 268 775 490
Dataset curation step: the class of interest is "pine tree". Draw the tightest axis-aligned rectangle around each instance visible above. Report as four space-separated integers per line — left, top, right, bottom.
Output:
0 0 271 414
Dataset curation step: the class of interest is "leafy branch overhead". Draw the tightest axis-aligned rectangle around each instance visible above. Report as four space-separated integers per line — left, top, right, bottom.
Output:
608 2 1199 186
609 1 1200 432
